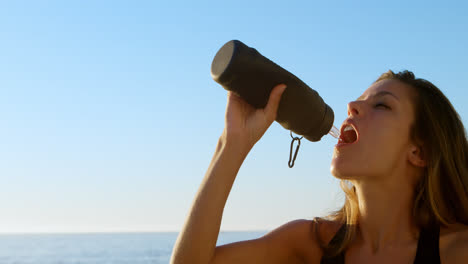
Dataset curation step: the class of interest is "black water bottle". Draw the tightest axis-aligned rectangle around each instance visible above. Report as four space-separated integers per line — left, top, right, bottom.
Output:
211 40 336 142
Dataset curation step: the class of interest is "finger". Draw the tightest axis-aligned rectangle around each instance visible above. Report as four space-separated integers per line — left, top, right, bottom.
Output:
227 90 245 102
264 84 287 122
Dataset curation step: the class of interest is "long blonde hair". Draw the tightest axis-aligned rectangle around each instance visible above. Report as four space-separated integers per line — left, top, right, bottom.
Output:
317 70 468 257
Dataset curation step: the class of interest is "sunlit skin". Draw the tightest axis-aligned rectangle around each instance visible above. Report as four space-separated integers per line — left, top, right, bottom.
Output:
330 79 429 260
172 80 468 264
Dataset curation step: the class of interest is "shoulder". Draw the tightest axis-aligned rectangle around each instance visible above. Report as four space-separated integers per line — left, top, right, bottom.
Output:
262 219 316 251
261 218 342 263
269 218 342 263
265 217 342 244
312 217 343 245
440 223 468 263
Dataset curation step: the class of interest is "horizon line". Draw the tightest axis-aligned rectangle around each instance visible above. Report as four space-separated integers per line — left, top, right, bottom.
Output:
0 229 271 235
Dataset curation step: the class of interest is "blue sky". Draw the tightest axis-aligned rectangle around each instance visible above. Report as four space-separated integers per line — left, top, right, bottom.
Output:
0 1 467 233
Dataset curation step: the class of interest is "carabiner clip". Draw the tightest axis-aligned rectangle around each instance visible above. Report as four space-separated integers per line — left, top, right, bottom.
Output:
288 131 303 168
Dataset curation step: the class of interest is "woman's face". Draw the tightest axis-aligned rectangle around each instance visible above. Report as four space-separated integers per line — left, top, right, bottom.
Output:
330 79 417 180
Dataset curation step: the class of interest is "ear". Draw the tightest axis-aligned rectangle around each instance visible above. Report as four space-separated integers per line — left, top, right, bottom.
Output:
408 144 426 167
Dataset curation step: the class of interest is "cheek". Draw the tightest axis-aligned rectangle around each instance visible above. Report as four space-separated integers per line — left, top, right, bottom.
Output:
361 125 410 174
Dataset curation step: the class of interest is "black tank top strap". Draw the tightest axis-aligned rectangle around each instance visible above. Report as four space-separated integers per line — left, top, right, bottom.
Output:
413 224 441 264
320 224 346 264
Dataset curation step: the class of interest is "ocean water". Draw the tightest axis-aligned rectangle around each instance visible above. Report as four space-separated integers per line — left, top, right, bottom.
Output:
0 231 267 264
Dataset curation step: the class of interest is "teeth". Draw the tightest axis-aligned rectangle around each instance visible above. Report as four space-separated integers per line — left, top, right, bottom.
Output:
344 125 354 132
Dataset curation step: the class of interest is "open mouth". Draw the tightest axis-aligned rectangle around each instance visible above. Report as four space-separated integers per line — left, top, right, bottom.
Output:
338 123 358 145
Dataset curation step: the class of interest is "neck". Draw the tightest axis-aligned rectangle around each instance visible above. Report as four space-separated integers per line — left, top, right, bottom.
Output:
351 175 420 254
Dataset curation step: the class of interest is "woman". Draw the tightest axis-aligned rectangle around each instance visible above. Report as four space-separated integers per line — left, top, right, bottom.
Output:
171 70 468 264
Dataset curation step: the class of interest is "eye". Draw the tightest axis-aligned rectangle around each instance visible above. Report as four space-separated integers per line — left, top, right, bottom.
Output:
374 103 390 109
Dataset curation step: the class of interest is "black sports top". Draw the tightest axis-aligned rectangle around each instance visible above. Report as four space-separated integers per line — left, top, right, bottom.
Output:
320 224 441 264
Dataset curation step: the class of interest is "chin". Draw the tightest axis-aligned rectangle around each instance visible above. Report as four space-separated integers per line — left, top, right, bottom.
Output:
330 167 349 180
330 158 361 180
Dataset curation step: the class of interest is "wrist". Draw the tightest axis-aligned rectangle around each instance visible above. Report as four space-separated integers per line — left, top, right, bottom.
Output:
218 133 252 158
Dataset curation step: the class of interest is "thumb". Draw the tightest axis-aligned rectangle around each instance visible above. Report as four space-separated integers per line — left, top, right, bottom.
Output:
264 84 287 122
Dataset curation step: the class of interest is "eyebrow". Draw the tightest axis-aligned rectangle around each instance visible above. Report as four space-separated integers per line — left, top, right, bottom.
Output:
357 91 400 101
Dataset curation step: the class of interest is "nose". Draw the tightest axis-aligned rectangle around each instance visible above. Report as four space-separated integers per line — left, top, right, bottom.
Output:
347 101 361 116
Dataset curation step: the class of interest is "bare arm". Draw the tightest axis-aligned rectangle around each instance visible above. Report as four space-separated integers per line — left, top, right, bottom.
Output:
170 135 250 264
170 84 295 264
171 137 313 264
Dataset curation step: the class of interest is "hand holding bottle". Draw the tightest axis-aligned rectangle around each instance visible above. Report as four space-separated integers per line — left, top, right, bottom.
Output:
212 40 336 143
222 84 287 153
